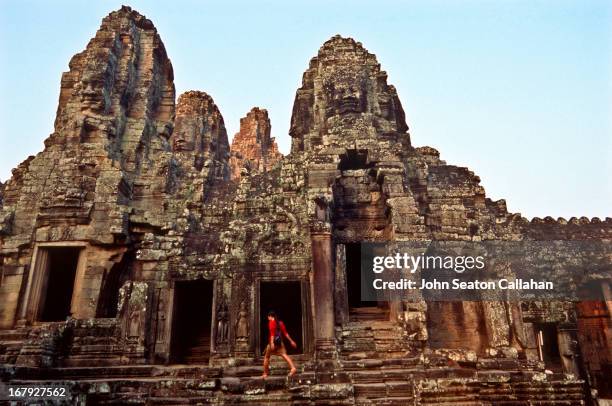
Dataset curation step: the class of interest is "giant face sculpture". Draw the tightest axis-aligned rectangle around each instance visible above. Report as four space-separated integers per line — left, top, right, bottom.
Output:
289 36 409 153
172 124 196 152
79 69 108 114
322 68 368 118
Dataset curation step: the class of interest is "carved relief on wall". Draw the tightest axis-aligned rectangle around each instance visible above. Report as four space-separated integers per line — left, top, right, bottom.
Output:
314 195 332 224
321 69 368 119
119 281 149 346
216 302 229 344
231 273 253 356
236 301 249 341
46 226 74 242
155 288 168 344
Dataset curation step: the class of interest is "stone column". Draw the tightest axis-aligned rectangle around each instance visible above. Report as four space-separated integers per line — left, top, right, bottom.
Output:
602 281 612 318
558 325 582 377
20 247 49 324
334 244 349 326
311 226 336 358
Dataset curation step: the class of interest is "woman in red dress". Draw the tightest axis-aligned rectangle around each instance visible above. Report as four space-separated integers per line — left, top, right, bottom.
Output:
262 310 297 378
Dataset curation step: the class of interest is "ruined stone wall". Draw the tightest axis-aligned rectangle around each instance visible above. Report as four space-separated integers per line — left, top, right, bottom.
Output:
332 168 391 242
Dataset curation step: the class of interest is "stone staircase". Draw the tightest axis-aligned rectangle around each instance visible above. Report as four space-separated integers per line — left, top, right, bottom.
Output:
344 360 587 405
343 355 421 405
1 357 346 405
0 328 28 364
339 317 422 404
0 320 589 405
349 306 390 322
64 319 122 367
182 332 212 364
417 375 586 406
0 357 589 405
335 319 587 405
338 317 414 360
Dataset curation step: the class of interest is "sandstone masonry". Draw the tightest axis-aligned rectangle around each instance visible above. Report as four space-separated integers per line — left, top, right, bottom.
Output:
0 8 610 405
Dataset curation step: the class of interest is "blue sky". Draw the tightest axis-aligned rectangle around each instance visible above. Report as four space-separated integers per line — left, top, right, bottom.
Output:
1 0 610 218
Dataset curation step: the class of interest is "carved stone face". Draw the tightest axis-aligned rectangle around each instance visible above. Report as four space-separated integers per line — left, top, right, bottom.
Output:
326 83 362 115
79 70 106 113
378 93 392 120
290 37 409 152
322 68 367 118
173 127 195 152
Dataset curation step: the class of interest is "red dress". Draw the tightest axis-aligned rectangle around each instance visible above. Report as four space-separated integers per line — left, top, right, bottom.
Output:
268 319 288 341
265 319 288 355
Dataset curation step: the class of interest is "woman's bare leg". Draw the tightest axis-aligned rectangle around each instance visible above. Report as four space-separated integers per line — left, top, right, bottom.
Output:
262 346 271 378
281 354 297 375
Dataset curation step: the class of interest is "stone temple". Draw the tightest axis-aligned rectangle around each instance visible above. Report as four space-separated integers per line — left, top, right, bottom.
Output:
0 6 610 405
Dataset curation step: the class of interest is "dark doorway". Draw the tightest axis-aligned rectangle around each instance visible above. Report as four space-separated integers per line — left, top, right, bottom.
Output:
338 149 373 171
260 281 303 355
40 247 81 322
171 279 213 364
536 323 562 371
97 251 134 318
346 243 388 321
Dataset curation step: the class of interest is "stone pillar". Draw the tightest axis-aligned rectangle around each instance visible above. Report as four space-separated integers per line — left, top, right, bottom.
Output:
522 322 540 361
121 281 149 364
152 285 172 364
311 227 336 358
69 247 88 319
602 281 612 318
334 244 349 326
483 301 511 348
20 247 49 324
558 325 582 377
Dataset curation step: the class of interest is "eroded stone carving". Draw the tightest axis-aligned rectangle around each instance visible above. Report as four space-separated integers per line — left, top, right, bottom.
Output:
216 302 229 344
236 301 249 340
229 108 282 180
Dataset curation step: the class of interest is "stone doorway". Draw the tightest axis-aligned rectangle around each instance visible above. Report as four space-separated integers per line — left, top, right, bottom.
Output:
97 251 134 318
38 247 81 321
259 281 303 355
170 279 213 364
345 242 388 321
536 322 563 372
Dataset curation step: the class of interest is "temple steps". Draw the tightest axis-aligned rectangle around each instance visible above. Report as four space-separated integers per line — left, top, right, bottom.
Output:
341 356 421 371
0 340 24 364
0 328 29 364
341 346 586 405
9 365 157 380
361 397 417 405
0 323 588 405
3 369 587 405
338 319 415 360
349 306 390 322
417 378 585 405
0 329 29 341
181 333 211 364
63 319 123 367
